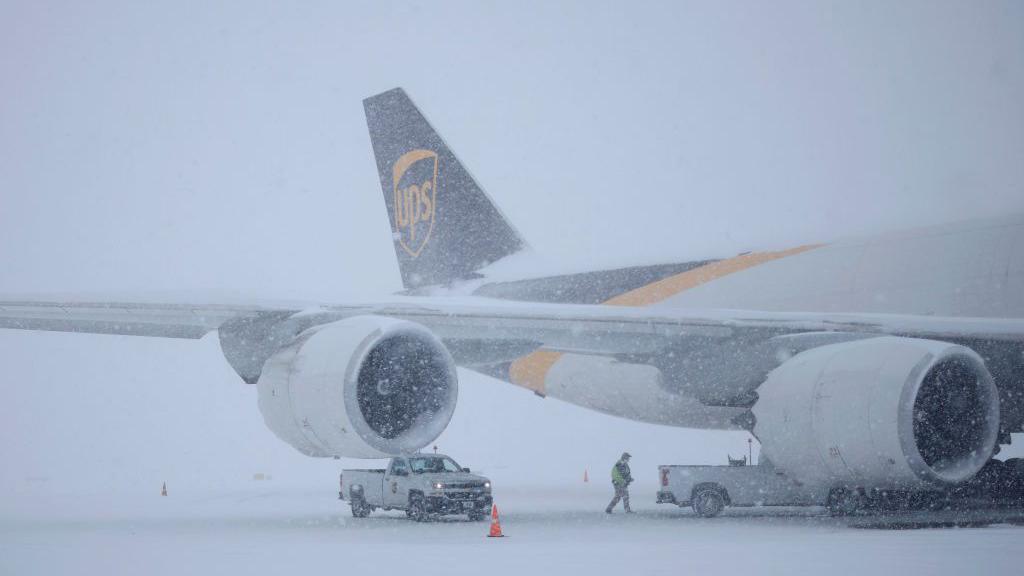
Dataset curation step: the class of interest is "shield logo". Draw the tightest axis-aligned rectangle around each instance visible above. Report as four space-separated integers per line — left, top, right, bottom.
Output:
391 149 438 258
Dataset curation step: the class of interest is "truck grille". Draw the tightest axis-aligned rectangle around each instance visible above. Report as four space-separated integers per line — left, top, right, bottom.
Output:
446 491 481 500
446 482 486 490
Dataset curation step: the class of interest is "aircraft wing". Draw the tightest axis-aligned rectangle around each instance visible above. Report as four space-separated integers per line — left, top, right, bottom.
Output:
4 297 1021 342
350 299 1024 351
3 296 1022 434
0 300 288 339
2 295 1021 371
324 301 1024 408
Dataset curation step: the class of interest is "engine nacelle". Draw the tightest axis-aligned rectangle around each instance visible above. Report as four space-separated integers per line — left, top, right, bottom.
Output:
753 337 999 490
256 316 458 458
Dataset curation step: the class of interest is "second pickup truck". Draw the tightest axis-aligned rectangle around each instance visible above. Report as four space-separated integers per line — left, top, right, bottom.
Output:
340 453 493 521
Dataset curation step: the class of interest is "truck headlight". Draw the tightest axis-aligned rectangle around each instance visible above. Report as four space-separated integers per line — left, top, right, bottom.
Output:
432 481 444 490
484 481 491 490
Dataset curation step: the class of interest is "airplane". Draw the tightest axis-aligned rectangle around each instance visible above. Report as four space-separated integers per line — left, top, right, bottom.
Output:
2 88 1022 501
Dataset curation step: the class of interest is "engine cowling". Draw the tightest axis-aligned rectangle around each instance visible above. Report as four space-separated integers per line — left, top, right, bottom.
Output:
753 336 1000 490
256 316 458 458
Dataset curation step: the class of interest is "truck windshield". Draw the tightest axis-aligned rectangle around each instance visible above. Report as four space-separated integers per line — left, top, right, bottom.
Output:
409 456 462 474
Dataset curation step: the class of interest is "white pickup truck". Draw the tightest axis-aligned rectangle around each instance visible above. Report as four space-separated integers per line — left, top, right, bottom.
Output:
658 457 1024 518
656 458 831 517
339 453 493 521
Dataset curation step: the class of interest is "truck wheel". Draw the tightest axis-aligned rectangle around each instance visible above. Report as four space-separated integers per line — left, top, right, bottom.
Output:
350 496 371 518
828 488 863 517
692 487 726 518
409 495 428 522
468 509 486 522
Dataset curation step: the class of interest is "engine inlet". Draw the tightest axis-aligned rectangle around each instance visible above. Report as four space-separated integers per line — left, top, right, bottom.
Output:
911 354 1000 484
357 334 455 440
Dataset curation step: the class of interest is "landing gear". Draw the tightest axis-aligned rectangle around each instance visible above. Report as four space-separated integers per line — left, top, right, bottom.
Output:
828 488 864 517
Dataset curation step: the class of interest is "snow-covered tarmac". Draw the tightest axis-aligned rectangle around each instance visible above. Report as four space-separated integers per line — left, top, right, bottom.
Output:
2 485 1021 576
3 335 1022 575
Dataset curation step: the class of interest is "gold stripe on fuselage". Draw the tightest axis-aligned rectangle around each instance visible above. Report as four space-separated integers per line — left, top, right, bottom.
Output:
507 244 822 394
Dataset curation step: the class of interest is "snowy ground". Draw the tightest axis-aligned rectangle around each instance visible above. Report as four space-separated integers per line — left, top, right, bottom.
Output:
2 333 1023 575
2 483 1022 576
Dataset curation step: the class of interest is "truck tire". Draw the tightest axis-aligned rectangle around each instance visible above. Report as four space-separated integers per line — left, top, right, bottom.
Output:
468 508 486 522
692 486 726 518
827 488 863 517
408 494 428 522
350 495 371 518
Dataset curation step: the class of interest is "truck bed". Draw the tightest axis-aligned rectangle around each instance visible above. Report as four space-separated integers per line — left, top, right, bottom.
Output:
340 469 385 505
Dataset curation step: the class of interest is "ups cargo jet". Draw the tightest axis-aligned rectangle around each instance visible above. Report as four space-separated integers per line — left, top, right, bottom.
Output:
2 88 1023 498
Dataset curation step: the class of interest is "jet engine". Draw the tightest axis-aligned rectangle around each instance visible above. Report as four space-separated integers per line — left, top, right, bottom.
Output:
753 336 999 490
256 316 458 458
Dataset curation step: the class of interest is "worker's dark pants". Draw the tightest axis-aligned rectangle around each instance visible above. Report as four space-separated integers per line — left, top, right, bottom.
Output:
606 483 631 512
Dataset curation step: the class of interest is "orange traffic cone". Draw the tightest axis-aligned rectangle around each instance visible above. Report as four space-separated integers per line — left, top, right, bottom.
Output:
161 482 168 497
584 469 589 483
487 504 505 538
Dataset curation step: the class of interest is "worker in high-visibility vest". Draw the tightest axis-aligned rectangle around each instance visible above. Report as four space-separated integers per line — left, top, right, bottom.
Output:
605 452 634 514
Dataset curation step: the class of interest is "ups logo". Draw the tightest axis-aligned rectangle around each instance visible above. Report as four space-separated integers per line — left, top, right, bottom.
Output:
391 149 438 258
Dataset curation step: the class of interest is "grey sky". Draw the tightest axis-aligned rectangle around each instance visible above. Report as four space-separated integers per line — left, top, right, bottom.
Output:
2 1 1022 298
0 1 1021 493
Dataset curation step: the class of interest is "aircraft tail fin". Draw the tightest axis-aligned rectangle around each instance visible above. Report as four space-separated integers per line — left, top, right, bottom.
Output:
364 88 526 289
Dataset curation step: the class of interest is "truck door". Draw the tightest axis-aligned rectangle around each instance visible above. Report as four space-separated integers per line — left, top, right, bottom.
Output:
384 458 410 508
